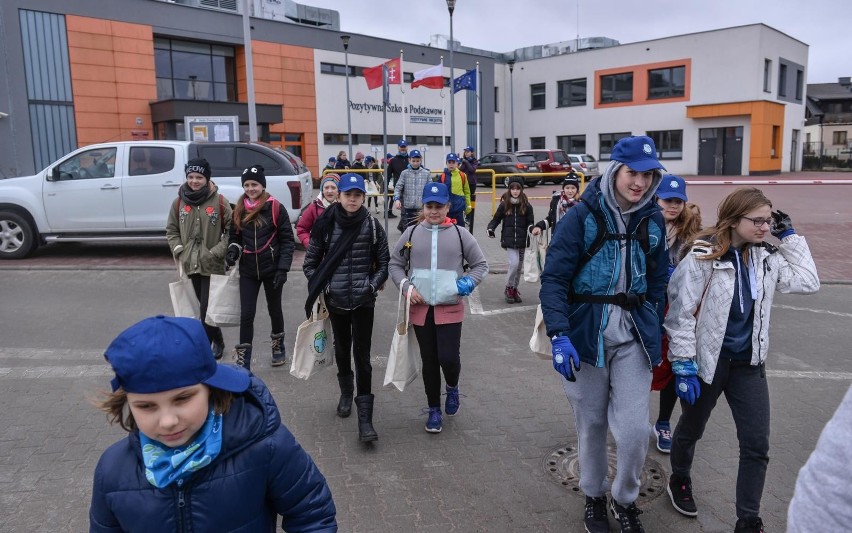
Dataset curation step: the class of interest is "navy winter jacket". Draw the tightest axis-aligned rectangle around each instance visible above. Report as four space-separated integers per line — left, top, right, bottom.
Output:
89 376 337 532
539 179 668 367
229 199 295 280
486 202 535 249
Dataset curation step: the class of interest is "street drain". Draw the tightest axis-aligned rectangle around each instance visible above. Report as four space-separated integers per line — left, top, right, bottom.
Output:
541 442 667 504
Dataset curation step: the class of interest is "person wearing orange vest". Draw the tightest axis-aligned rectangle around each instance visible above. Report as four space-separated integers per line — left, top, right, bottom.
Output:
436 153 471 228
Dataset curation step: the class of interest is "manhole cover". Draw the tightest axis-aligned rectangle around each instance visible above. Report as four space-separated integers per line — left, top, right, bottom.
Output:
541 442 667 504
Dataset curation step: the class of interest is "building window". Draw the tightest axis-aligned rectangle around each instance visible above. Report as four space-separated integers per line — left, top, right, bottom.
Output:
646 130 683 159
154 38 236 102
599 73 633 103
832 131 847 145
494 87 499 112
506 138 518 151
795 69 804 100
599 132 631 160
648 66 685 99
530 137 546 149
323 133 348 144
557 78 586 107
778 64 788 97
320 62 355 76
557 135 586 153
763 59 772 92
771 126 780 157
530 83 546 110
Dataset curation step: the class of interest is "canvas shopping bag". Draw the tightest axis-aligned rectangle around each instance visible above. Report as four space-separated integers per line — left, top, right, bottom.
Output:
384 285 421 391
169 262 200 319
205 268 241 327
290 295 334 380
523 229 548 283
529 304 552 360
365 179 379 197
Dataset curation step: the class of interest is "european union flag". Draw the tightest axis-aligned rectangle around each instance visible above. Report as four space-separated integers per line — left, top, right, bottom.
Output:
453 69 477 94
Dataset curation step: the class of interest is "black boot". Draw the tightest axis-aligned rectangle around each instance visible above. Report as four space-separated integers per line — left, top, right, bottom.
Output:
336 374 354 418
270 332 286 367
210 329 225 360
354 394 378 442
233 343 252 371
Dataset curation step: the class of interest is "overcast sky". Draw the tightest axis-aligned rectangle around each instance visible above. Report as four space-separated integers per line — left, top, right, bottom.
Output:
306 0 850 84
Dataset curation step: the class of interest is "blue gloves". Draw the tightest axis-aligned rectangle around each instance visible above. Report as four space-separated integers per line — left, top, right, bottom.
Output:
675 375 701 405
771 210 795 239
551 335 580 382
456 276 476 296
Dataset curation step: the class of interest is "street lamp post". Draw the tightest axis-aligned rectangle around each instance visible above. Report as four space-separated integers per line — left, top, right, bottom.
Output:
507 58 515 152
447 0 456 153
341 35 353 162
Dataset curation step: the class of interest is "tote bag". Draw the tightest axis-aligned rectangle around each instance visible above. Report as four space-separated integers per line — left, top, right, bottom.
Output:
384 285 421 391
205 268 241 327
290 295 334 380
529 304 552 360
169 262 200 319
523 230 548 283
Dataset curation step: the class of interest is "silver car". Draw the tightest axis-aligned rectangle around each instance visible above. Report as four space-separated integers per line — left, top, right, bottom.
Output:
568 154 600 181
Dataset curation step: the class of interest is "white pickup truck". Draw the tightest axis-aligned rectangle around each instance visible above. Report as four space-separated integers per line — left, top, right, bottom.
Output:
0 141 313 259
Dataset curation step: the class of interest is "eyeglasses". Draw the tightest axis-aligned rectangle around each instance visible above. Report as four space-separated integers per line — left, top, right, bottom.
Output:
741 216 772 227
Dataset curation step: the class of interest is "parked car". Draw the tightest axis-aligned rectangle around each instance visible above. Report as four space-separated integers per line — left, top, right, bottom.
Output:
516 149 572 184
568 153 600 181
475 153 541 187
0 140 312 259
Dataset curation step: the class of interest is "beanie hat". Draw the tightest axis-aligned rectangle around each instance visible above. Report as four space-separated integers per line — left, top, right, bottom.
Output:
561 176 580 189
105 315 250 394
507 176 524 189
185 158 212 181
355 151 365 160
241 165 266 188
320 174 340 189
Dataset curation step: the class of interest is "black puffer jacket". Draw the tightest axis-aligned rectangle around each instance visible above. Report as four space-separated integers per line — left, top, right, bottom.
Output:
303 211 390 310
229 199 295 280
487 202 535 249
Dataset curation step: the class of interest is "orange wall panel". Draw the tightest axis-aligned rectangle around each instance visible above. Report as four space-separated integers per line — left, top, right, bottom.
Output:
594 58 692 110
67 15 156 145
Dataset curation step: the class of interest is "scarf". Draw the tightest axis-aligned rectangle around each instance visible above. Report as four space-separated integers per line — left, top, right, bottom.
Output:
666 221 678 251
317 193 333 209
557 193 576 219
510 197 520 204
140 409 223 489
305 203 369 317
179 182 210 206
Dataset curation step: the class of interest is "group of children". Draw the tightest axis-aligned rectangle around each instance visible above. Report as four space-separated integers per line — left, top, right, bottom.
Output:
99 136 819 532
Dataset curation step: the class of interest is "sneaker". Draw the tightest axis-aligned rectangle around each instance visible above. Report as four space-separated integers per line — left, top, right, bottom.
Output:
610 499 645 533
583 496 609 533
655 421 672 453
667 474 698 517
505 286 514 304
211 340 225 361
445 385 460 416
387 213 397 219
425 407 443 433
734 517 764 533
513 288 523 303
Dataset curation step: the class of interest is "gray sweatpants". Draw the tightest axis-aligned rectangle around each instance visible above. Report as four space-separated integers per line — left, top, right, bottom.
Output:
505 248 524 288
561 338 653 505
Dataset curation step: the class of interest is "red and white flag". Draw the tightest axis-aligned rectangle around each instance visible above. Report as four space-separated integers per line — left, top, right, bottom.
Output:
363 57 401 90
411 62 444 89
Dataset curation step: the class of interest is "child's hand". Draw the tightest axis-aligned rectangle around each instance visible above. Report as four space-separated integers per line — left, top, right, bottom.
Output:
531 227 541 236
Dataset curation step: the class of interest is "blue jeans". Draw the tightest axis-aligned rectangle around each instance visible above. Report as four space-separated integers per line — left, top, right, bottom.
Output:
670 358 770 520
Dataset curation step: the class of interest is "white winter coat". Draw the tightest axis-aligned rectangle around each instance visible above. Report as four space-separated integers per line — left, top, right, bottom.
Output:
664 235 819 384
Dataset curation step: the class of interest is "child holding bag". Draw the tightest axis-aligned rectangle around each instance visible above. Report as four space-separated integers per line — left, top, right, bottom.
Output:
486 176 534 303
388 182 488 433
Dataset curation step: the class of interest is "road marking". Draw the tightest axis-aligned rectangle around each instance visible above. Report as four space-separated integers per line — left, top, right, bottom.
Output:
0 365 111 379
468 287 484 314
773 304 852 319
767 370 852 381
477 304 539 316
0 348 103 360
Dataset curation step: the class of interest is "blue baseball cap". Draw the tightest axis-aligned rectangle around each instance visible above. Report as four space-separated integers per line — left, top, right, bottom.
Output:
656 175 688 202
463 146 474 152
397 139 408 147
338 173 366 193
610 136 666 172
328 157 336 163
409 149 422 158
422 182 450 205
365 155 375 163
445 152 460 163
105 315 250 394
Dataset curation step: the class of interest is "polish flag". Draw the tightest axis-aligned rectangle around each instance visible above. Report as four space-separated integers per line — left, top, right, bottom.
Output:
362 58 401 90
411 63 444 89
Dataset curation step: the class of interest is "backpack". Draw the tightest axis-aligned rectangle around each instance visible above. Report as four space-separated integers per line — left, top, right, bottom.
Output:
575 198 654 273
438 169 468 188
401 223 468 274
236 197 282 255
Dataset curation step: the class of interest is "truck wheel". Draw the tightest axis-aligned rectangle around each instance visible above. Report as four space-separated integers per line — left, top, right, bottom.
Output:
0 211 36 259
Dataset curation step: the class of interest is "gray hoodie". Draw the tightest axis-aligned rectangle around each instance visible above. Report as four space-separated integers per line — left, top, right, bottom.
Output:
598 161 662 345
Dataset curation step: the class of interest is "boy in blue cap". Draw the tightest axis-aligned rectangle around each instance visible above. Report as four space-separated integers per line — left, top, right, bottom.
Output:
394 148 432 229
91 315 336 532
385 140 410 219
540 135 668 533
459 146 480 230
436 153 472 228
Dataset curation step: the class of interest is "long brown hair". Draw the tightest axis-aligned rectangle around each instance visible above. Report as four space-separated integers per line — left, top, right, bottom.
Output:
500 189 530 216
93 386 234 432
690 187 772 261
232 191 271 231
667 201 703 245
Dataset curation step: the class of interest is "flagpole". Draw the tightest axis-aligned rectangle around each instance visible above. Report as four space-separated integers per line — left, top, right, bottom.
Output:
440 57 446 156
382 64 389 235
400 49 405 141
476 62 481 155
